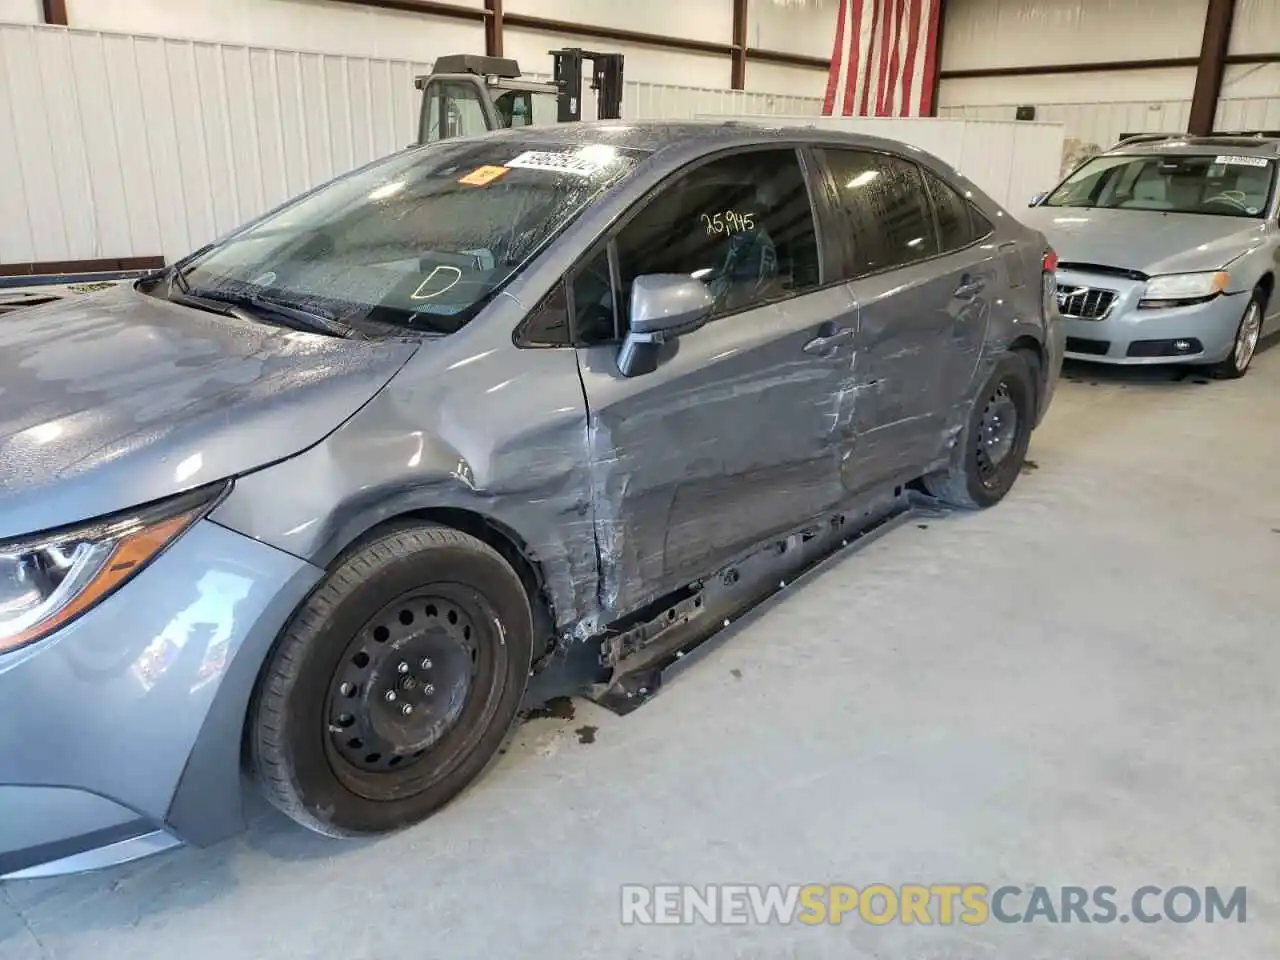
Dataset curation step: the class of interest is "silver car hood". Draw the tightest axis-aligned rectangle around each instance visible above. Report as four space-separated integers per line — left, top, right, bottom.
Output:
1020 207 1268 275
0 285 417 540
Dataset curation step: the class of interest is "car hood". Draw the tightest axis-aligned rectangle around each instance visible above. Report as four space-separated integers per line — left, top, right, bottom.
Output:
0 285 417 540
1020 206 1268 275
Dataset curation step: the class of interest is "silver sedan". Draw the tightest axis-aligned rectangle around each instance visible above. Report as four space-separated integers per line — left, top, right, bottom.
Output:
1023 136 1280 378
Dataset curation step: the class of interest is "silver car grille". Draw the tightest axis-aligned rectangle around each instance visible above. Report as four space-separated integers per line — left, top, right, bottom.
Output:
1056 284 1117 320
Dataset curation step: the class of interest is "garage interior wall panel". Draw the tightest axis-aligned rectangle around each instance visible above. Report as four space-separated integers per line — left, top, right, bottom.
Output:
61 0 485 62
1227 0 1280 57
0 0 39 24
0 22 823 266
1221 0 1280 129
939 0 1206 149
939 68 1196 153
0 22 432 265
503 0 732 44
1217 64 1280 131
696 114 1065 210
746 1 832 59
941 0 1209 72
743 61 826 99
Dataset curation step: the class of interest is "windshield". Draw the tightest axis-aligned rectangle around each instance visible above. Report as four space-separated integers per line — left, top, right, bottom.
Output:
176 139 645 335
1043 152 1276 218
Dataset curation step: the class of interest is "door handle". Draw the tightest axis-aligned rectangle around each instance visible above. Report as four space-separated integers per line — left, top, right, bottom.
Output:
803 325 854 356
953 275 986 300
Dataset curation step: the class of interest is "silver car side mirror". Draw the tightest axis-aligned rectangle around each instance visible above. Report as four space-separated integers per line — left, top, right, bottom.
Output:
617 274 714 378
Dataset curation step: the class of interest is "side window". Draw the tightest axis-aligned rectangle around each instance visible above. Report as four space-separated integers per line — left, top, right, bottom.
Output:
613 149 821 324
570 249 617 344
515 282 570 347
970 207 993 239
923 169 977 252
823 149 940 277
922 169 994 248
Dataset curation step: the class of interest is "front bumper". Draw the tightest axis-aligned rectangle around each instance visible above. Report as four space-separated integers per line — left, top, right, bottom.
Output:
1057 268 1245 365
0 518 320 880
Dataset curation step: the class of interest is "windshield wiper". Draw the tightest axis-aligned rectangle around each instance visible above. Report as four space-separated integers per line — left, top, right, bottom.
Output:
190 288 362 339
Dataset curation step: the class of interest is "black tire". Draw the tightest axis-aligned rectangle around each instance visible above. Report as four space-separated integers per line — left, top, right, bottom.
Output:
249 524 533 837
1209 289 1265 380
923 352 1034 509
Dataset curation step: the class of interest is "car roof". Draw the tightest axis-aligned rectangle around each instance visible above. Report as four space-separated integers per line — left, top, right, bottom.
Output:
465 118 950 166
1106 134 1280 158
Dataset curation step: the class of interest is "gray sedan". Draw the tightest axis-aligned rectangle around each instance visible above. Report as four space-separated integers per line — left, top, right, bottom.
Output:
1023 136 1280 377
0 121 1062 879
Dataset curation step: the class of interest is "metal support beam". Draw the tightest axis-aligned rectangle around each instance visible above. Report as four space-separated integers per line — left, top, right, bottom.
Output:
41 0 67 25
484 0 502 57
731 0 747 90
1189 0 1237 135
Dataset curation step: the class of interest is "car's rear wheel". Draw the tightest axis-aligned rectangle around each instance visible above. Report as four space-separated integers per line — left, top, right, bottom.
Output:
249 524 532 837
923 352 1035 509
1210 290 1265 380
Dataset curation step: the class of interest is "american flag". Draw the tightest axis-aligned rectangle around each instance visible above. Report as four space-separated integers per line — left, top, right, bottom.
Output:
821 0 943 118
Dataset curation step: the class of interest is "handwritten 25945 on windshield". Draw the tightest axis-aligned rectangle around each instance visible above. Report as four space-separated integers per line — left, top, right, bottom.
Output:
701 210 756 236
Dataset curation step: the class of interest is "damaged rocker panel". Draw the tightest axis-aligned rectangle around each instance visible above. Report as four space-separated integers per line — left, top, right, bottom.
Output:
535 475 946 716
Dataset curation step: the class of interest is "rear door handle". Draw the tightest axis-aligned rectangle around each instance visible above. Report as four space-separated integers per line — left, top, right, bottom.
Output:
803 325 855 356
953 276 986 300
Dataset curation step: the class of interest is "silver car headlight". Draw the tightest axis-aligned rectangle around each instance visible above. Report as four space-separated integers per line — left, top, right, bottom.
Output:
1139 271 1228 307
0 482 229 655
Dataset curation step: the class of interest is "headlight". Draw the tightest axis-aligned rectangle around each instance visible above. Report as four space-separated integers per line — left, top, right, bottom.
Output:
0 482 229 655
1140 271 1229 306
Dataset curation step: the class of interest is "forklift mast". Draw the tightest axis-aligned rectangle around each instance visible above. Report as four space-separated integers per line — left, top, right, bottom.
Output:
551 48 625 123
415 48 624 144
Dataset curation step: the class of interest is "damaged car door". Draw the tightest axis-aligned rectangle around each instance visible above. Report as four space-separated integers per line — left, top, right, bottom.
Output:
572 146 858 620
816 148 999 490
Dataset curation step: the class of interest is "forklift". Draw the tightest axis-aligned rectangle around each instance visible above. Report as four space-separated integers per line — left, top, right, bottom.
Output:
414 48 624 144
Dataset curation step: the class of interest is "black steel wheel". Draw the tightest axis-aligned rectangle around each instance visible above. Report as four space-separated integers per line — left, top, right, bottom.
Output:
249 524 533 837
923 351 1035 509
974 381 1020 490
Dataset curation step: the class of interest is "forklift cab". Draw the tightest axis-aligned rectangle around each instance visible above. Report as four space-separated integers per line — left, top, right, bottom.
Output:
415 50 624 144
416 55 559 142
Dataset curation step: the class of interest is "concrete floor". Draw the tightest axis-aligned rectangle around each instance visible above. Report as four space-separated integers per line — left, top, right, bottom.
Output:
3 347 1278 960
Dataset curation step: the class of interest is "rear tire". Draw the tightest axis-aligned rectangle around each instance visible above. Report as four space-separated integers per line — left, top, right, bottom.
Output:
1209 289 1265 380
923 352 1034 509
249 524 532 837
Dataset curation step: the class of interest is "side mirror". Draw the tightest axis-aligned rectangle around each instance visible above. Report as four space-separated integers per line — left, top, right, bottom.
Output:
1029 192 1047 207
616 274 714 378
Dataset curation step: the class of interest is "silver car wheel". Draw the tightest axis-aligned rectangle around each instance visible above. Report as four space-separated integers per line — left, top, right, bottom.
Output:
1234 301 1262 373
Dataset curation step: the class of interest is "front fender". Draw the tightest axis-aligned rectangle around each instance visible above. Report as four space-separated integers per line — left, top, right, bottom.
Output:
209 342 599 635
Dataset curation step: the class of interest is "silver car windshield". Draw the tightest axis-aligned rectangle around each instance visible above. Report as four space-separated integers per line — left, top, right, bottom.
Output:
1043 152 1277 219
178 139 646 335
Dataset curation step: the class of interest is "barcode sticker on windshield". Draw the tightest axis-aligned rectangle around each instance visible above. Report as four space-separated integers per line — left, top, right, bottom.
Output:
1215 155 1269 167
505 150 604 176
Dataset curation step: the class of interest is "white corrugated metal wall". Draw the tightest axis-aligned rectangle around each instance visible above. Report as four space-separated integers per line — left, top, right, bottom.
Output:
1218 0 1280 130
937 0 1205 151
0 21 820 267
939 0 1280 151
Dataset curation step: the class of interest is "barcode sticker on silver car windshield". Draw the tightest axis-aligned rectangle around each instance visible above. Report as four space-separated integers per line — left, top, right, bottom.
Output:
1215 155 1270 167
506 151 604 176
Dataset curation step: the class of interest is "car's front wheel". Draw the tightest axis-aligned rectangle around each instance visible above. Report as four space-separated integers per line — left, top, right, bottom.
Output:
248 524 533 837
923 351 1035 509
1210 290 1265 380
